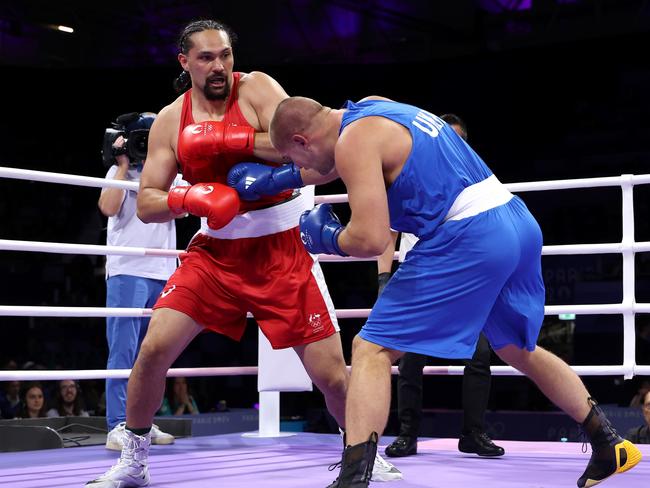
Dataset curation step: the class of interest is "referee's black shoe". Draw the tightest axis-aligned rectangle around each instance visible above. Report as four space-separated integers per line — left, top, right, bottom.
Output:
458 431 505 457
384 436 417 457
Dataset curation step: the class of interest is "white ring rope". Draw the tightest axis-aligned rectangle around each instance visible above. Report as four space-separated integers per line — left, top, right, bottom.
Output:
2 303 650 318
0 239 382 261
3 365 650 382
0 166 139 191
0 239 181 257
0 367 259 382
4 166 650 197
1 165 649 382
4 239 650 259
315 173 650 203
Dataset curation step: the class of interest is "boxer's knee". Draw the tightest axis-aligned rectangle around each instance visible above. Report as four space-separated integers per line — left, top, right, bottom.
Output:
135 310 196 373
494 343 536 371
135 334 174 373
308 356 348 398
351 335 397 364
322 368 349 398
351 335 368 357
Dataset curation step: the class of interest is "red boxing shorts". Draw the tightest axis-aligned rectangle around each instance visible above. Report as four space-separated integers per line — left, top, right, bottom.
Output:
153 227 339 349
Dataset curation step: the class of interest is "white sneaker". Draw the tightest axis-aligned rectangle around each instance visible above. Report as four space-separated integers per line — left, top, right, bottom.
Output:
150 424 175 445
106 423 174 450
105 422 127 451
88 430 151 487
371 452 403 482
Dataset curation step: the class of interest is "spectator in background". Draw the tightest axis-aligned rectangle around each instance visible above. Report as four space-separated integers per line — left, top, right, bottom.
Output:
630 380 650 408
0 380 22 419
625 389 650 444
158 377 199 416
47 379 89 417
18 383 48 418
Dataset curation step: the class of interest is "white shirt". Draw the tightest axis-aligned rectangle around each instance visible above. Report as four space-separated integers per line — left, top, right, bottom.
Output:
103 166 184 280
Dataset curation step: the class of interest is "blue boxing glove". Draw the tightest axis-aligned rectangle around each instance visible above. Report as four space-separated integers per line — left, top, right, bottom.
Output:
227 162 303 201
299 204 348 256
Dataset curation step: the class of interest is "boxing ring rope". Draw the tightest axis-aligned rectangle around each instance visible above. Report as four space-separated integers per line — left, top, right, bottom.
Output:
0 166 139 191
316 174 650 203
3 365 650 382
5 239 650 259
1 166 650 435
3 303 650 318
0 239 382 261
0 367 259 382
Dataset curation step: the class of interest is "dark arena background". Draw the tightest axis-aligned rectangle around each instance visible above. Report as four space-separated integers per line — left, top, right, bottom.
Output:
0 1 649 487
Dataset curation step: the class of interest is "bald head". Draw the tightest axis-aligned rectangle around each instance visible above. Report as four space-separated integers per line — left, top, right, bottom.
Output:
270 96 324 152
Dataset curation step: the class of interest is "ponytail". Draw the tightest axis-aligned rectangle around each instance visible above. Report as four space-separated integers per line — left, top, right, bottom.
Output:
173 71 191 94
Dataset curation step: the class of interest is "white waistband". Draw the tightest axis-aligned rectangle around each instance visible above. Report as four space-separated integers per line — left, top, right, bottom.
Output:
444 175 513 222
200 189 312 239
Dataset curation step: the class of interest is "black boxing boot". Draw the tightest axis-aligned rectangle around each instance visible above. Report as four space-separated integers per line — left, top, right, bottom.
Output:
340 428 402 481
326 432 378 488
577 398 642 487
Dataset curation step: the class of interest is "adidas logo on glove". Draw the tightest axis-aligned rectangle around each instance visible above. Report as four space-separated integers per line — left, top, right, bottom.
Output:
244 176 257 190
300 231 312 248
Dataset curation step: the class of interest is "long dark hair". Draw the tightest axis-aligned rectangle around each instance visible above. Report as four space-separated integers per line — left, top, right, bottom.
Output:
164 376 196 410
52 380 86 416
18 382 48 418
173 19 237 94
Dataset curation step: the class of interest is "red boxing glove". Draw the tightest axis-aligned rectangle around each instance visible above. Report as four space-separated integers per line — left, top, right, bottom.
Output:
167 182 240 230
177 121 255 165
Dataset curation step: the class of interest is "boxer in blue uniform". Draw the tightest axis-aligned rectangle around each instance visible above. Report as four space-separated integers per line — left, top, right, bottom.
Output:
262 96 642 488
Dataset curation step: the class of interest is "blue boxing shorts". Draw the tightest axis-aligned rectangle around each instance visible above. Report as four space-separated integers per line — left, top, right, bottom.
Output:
360 196 545 359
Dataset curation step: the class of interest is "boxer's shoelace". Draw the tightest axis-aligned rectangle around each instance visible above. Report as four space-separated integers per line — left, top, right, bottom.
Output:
580 430 588 453
328 461 342 472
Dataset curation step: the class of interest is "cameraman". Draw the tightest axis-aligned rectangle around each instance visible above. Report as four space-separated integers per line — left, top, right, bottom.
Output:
98 112 181 450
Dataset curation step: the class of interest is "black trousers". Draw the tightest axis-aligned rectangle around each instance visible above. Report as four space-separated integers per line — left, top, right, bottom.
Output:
396 332 492 437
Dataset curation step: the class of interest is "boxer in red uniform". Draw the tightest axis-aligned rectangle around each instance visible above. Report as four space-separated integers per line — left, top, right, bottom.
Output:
87 19 401 488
